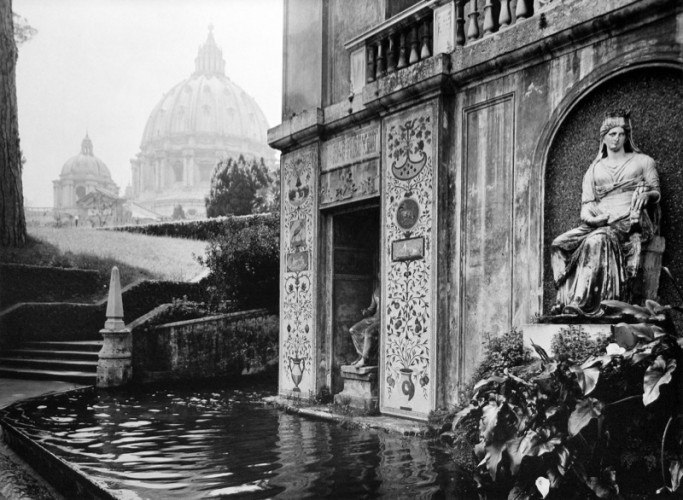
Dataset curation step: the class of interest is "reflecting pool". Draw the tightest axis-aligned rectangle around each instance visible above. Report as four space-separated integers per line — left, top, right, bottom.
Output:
0 379 474 498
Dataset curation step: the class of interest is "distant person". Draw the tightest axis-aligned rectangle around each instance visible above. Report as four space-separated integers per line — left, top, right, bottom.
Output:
74 215 79 227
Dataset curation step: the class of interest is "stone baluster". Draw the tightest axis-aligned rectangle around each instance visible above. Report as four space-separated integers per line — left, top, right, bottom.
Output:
499 0 512 28
420 19 432 59
366 44 376 83
387 35 397 73
456 1 466 46
375 40 386 79
397 32 408 69
483 0 496 34
515 0 530 19
467 0 480 41
409 26 420 64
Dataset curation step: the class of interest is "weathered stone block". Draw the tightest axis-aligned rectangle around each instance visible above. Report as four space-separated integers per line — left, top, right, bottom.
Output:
97 328 132 388
334 365 379 412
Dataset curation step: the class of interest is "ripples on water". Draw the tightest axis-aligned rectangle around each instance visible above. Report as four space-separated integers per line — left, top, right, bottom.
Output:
0 379 474 499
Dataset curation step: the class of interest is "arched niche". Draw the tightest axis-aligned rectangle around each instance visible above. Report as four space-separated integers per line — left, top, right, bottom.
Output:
543 65 683 315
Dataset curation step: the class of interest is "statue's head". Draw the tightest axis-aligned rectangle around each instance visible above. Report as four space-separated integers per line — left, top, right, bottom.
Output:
598 109 640 156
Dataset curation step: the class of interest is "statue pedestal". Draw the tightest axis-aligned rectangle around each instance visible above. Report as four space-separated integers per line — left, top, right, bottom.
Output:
334 365 379 413
97 328 132 388
522 323 612 358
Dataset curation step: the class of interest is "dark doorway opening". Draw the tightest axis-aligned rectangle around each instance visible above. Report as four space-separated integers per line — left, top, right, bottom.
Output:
329 204 380 396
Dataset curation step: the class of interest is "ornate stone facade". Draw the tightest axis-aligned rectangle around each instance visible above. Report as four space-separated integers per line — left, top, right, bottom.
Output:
270 0 683 419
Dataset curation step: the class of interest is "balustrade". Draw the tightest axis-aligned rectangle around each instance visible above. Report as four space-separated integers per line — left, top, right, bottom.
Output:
457 0 533 46
351 0 535 89
365 15 433 83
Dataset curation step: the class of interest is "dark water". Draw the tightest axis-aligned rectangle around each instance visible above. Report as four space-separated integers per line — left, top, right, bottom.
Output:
0 379 474 499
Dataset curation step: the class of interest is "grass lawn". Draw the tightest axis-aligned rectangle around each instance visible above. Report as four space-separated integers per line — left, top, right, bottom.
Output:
1 227 208 287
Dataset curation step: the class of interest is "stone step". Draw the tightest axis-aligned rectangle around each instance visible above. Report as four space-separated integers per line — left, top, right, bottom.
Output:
22 341 103 352
2 348 100 361
0 367 96 384
0 357 98 372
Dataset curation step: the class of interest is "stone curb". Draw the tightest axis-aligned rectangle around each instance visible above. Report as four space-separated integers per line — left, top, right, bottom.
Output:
264 396 437 437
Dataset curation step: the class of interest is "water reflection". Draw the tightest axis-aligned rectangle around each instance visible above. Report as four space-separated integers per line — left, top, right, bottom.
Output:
0 380 474 498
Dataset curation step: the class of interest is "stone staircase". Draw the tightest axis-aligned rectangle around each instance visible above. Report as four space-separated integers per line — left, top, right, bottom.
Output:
0 340 102 384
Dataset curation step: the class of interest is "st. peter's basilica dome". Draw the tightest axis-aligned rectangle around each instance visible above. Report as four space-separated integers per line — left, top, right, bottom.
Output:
131 26 275 218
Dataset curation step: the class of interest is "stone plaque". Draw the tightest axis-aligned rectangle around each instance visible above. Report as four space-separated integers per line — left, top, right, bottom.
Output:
391 237 425 261
319 159 379 207
322 123 380 173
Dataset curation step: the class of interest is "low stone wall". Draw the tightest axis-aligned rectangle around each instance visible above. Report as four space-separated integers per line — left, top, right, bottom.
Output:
132 308 273 383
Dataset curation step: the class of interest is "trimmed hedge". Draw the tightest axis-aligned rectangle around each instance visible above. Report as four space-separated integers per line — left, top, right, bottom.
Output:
107 213 279 241
121 280 209 323
0 280 209 350
0 303 104 348
0 264 104 310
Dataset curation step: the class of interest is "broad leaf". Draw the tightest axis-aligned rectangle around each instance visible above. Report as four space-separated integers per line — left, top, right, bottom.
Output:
602 300 651 320
669 460 682 492
508 484 533 500
571 365 600 395
452 403 480 431
473 375 507 395
605 343 626 356
555 446 572 476
535 476 550 498
482 401 518 445
506 436 525 476
568 398 604 436
531 340 551 363
484 441 506 480
643 355 677 406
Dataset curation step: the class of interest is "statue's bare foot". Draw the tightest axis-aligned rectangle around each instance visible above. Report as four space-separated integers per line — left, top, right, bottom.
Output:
355 357 367 368
549 303 563 315
563 303 583 316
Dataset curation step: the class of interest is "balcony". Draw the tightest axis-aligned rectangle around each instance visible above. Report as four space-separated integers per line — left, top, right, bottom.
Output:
269 0 670 150
344 0 537 96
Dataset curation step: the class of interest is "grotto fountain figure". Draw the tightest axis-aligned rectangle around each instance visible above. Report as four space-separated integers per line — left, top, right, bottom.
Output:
550 110 661 316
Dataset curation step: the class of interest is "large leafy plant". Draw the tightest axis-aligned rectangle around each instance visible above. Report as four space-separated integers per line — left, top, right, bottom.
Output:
453 308 682 499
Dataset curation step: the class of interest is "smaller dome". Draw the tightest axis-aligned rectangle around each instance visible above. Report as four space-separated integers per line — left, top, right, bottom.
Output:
61 134 113 179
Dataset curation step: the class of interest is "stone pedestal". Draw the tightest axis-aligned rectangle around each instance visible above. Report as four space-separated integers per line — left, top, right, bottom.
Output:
97 328 132 388
522 323 612 358
334 365 379 412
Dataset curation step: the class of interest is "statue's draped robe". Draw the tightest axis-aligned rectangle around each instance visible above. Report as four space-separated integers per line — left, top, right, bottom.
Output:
551 153 659 316
350 286 380 361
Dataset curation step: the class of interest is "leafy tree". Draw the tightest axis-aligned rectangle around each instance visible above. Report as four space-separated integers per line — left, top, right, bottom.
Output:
197 216 280 312
171 204 186 220
0 1 26 247
205 155 277 217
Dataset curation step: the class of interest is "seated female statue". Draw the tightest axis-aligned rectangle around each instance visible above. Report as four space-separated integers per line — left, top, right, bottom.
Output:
550 110 660 316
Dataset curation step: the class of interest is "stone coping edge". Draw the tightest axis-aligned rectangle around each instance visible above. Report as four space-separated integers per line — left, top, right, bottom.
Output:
264 396 436 438
0 389 121 500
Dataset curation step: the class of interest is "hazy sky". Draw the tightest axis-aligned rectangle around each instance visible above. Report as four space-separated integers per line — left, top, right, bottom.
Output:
14 0 283 207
